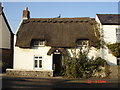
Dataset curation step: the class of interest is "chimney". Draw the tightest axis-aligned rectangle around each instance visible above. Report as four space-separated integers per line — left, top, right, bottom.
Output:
0 3 3 15
22 7 30 19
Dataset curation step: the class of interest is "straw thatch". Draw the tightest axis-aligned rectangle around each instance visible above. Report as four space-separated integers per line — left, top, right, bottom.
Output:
16 17 99 48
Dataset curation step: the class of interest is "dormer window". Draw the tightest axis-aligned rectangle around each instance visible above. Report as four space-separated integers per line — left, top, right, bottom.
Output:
31 39 46 47
77 40 89 47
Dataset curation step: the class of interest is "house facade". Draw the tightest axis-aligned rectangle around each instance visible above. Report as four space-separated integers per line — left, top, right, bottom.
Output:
6 8 119 77
7 8 101 77
0 3 14 72
96 14 120 65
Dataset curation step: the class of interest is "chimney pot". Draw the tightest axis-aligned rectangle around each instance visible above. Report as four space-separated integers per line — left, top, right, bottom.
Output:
22 7 30 20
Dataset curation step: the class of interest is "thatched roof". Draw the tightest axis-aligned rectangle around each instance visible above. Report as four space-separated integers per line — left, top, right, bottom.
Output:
16 17 99 48
97 14 120 25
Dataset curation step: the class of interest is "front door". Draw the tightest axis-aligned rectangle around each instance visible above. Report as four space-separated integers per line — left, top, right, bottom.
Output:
53 54 62 76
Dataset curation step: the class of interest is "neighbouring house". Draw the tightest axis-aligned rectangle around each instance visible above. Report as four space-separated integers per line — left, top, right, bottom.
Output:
96 14 120 65
0 3 14 72
7 7 101 77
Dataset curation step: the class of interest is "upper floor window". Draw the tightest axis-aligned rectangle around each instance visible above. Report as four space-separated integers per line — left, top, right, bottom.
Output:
31 39 46 47
77 40 89 47
116 28 120 43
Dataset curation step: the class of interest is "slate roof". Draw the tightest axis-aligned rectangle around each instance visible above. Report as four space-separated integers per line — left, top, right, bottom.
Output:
97 14 120 25
16 17 99 48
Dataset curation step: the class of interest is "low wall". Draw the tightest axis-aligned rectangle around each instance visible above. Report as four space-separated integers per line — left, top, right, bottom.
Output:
92 65 120 78
6 69 53 77
109 66 120 79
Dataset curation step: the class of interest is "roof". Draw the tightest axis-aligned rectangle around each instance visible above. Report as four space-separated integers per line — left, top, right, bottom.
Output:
0 3 14 35
47 48 68 55
16 17 99 48
97 14 120 25
1 12 14 35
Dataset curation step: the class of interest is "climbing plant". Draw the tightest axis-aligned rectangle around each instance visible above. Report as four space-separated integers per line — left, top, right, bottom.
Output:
107 43 120 57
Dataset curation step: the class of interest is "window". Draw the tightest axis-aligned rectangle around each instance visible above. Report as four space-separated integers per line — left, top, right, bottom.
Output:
34 56 42 69
116 28 120 43
77 40 89 46
32 40 46 47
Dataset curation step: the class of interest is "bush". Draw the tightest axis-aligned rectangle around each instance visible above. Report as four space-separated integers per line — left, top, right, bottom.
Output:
62 53 108 78
107 43 120 57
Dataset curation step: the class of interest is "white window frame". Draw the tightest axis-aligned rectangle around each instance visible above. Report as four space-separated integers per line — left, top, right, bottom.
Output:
116 28 120 43
34 55 42 69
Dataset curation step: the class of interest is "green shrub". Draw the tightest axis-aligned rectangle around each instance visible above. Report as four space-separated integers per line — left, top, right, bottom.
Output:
107 43 120 57
62 53 108 78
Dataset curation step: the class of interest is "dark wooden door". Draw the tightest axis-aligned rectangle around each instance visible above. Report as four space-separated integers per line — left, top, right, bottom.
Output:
53 54 62 75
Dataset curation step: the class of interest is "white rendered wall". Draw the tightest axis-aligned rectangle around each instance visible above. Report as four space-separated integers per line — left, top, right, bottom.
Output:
0 14 11 49
96 15 118 65
14 43 53 71
101 25 118 65
67 47 100 60
103 25 118 44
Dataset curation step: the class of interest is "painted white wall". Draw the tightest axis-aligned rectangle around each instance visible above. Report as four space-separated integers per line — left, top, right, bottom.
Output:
14 45 53 71
67 47 100 60
0 13 11 49
96 15 118 65
103 25 118 44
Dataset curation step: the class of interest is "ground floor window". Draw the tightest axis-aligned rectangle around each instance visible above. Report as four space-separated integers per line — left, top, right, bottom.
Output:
34 56 42 68
117 58 120 65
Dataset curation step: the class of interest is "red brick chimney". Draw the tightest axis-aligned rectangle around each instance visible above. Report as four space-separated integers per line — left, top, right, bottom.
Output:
22 7 30 19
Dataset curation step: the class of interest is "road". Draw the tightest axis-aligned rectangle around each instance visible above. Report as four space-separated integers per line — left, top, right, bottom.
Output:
1 76 120 89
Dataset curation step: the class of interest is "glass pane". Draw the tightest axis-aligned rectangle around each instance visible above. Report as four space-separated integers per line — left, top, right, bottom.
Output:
39 41 43 45
35 60 37 68
39 41 45 45
77 40 82 45
39 60 42 68
116 34 120 42
39 57 42 58
116 28 120 34
34 40 39 46
35 56 38 58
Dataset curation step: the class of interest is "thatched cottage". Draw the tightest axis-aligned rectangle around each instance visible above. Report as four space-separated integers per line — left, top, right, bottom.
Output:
7 8 119 77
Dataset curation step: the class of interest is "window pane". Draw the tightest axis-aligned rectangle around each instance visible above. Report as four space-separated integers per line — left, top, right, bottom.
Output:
40 41 43 45
35 56 38 58
116 34 120 42
39 57 42 58
35 60 38 68
39 41 45 45
34 40 39 46
116 28 120 34
39 60 42 68
77 40 89 46
77 40 82 45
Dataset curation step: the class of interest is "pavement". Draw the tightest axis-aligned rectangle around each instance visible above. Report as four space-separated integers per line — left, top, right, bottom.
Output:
1 73 120 89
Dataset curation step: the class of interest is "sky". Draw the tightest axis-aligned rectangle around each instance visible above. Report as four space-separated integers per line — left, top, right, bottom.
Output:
2 2 119 33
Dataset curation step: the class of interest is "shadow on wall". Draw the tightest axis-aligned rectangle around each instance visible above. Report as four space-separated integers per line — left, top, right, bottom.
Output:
101 47 117 65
